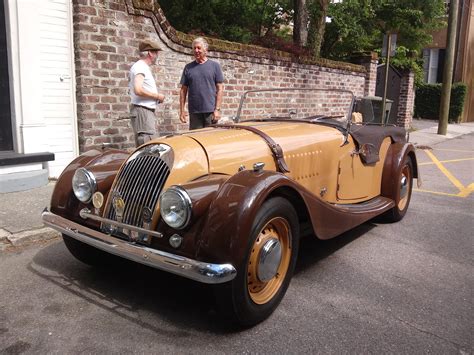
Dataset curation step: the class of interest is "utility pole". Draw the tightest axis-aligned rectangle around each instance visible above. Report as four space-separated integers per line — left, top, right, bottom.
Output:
438 0 459 135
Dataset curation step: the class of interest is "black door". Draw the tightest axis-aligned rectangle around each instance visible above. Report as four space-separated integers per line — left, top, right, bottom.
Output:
0 0 13 151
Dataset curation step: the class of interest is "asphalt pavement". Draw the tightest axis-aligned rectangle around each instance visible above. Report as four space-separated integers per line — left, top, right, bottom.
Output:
0 119 473 250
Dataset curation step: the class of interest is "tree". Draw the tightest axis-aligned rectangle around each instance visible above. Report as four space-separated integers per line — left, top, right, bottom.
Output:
159 0 292 44
306 0 330 58
159 0 446 68
321 0 378 59
321 0 446 65
293 0 309 46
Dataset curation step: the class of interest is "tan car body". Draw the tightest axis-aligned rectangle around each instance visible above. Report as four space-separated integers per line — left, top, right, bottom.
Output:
182 122 391 203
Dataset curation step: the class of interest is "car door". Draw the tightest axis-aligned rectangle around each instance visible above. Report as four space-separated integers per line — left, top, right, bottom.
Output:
336 134 390 202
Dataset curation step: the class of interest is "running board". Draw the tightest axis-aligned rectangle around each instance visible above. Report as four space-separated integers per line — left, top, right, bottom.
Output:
332 196 395 214
308 196 396 240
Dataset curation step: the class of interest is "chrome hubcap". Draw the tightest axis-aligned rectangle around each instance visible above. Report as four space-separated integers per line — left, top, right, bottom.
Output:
257 238 282 282
400 175 408 199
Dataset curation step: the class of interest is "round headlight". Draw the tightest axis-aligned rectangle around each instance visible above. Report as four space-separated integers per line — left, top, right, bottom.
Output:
72 168 97 203
159 186 192 229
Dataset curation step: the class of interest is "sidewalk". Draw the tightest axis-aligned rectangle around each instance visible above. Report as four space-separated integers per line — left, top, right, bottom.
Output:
1 119 473 250
0 181 59 250
409 118 474 147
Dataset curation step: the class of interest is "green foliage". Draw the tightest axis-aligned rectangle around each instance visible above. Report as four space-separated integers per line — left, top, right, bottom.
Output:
414 83 468 123
159 0 292 44
322 0 380 59
373 0 446 52
159 0 447 70
383 46 425 86
322 0 446 70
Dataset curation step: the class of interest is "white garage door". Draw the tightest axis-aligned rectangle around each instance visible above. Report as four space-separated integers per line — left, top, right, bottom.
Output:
40 0 78 178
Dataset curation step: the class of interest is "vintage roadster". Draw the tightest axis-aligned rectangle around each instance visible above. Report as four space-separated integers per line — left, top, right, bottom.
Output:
43 88 419 326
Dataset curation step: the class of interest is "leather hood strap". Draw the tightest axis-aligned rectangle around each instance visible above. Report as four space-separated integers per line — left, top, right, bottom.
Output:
212 124 290 173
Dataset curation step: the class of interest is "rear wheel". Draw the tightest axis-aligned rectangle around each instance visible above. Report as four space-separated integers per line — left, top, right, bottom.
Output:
383 157 413 222
215 197 299 327
62 234 114 267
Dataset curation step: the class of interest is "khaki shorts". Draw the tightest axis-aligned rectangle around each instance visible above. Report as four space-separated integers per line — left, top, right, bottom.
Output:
136 133 155 146
130 105 156 146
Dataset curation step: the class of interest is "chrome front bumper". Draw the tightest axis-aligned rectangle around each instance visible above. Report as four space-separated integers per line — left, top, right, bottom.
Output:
42 211 236 284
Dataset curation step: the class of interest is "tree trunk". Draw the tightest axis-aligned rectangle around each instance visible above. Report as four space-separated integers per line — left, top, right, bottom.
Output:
307 0 329 58
293 0 308 46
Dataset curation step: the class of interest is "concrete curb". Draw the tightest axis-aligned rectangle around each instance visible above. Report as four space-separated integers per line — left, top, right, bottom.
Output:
0 227 60 251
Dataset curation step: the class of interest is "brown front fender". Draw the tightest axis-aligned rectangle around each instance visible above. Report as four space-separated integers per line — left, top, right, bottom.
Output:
196 170 297 267
50 149 129 223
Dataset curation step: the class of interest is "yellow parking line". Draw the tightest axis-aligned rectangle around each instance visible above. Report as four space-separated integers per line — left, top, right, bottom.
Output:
414 188 464 197
458 183 474 198
418 157 474 166
423 150 466 192
433 148 474 153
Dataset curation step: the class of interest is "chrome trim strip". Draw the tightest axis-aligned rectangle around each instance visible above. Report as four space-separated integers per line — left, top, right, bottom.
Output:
43 211 237 284
79 208 163 239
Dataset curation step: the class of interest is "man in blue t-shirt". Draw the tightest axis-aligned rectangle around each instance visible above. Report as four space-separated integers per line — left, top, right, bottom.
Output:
179 37 224 129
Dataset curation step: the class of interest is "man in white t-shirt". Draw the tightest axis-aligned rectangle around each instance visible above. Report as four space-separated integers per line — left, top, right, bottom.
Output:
129 39 165 146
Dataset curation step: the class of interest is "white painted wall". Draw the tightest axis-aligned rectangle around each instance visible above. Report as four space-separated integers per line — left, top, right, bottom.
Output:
4 0 78 178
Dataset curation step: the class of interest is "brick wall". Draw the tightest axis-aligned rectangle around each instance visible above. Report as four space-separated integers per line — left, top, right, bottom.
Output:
397 71 415 128
73 0 372 152
351 52 378 97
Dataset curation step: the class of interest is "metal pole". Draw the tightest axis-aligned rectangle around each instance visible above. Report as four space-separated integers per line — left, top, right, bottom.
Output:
381 32 391 125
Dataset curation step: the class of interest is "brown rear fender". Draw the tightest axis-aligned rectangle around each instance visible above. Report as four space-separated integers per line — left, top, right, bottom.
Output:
381 142 420 200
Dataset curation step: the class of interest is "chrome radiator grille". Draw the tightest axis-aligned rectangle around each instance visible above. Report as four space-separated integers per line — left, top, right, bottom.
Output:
105 154 170 228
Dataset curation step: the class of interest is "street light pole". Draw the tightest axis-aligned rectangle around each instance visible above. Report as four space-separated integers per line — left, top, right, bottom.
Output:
381 32 392 124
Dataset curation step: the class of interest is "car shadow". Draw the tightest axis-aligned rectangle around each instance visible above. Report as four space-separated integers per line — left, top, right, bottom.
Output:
29 241 226 333
295 222 376 274
30 223 375 333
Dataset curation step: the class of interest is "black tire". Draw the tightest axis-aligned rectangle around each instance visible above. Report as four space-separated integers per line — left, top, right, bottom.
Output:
383 157 414 222
214 197 300 327
62 234 115 267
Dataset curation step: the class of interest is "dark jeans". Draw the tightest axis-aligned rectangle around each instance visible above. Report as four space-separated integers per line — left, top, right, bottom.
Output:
190 112 214 130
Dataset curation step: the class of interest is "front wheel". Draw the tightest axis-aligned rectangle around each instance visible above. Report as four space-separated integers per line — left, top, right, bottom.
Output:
383 157 414 222
215 197 300 327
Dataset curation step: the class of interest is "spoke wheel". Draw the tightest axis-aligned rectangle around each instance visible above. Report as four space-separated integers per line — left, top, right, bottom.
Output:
247 217 291 305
